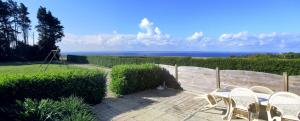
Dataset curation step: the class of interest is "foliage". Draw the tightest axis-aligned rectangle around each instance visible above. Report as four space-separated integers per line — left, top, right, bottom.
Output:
18 96 96 121
0 0 64 61
18 3 31 44
68 55 300 75
36 6 64 60
67 55 191 67
0 68 106 104
109 64 164 95
239 52 300 59
189 58 300 75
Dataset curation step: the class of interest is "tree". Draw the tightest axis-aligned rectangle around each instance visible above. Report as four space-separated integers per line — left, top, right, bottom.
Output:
36 6 64 60
7 0 19 47
0 0 13 60
18 3 30 44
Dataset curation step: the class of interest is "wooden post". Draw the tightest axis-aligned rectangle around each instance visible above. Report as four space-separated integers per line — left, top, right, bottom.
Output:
283 72 289 92
175 64 178 82
216 67 221 89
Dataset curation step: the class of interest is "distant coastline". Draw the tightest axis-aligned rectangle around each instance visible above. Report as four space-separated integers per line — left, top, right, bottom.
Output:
61 51 277 57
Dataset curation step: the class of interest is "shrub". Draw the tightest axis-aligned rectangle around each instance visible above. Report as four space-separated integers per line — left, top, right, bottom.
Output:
0 69 106 105
67 55 300 75
67 55 191 67
18 96 96 121
109 64 164 95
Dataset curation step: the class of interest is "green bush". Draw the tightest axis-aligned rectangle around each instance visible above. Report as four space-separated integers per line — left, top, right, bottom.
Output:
67 55 191 67
18 96 96 121
0 69 106 105
189 58 300 75
67 55 300 75
109 64 164 95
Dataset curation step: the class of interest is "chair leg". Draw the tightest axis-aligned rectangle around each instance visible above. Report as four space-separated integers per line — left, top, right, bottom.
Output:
227 108 234 121
248 112 252 121
206 94 217 107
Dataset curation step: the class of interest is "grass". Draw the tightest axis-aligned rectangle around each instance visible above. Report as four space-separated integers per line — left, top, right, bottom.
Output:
0 63 89 74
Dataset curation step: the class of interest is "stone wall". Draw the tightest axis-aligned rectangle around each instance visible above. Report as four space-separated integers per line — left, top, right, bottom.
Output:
159 64 300 95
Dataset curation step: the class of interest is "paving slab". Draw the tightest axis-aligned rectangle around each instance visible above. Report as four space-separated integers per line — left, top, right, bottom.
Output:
92 89 267 121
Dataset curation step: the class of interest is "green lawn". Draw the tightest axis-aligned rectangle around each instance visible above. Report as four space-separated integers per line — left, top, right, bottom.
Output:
0 63 83 74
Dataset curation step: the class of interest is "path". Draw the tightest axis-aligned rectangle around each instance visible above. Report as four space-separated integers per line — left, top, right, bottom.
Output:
71 64 264 121
92 89 255 121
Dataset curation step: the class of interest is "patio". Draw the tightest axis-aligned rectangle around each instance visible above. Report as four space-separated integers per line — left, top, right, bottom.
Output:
92 89 257 121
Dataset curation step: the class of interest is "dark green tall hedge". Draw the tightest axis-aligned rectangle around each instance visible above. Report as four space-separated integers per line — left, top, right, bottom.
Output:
67 55 191 67
109 64 164 95
0 69 106 104
67 55 300 75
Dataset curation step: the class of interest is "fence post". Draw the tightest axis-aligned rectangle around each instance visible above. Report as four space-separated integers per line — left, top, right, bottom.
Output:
175 64 178 82
216 67 221 89
283 72 289 92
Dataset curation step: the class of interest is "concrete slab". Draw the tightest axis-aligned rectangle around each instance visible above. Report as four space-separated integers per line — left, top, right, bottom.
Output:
92 89 267 121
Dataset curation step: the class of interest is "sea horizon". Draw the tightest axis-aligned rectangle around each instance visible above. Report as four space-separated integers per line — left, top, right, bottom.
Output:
61 51 280 57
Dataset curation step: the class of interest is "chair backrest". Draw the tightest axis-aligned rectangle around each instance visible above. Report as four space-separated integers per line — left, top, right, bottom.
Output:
229 88 259 111
268 92 300 120
250 86 274 94
220 85 239 92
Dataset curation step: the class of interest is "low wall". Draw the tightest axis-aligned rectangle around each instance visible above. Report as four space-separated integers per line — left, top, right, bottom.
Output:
220 70 282 91
160 64 300 95
290 76 300 95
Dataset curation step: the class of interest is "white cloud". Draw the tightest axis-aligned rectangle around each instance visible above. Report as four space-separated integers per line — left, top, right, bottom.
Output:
58 18 300 52
136 18 172 46
59 18 175 52
58 33 137 52
187 32 204 41
214 32 300 51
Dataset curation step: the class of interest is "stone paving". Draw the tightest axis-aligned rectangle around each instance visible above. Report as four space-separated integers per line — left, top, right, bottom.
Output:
92 89 256 121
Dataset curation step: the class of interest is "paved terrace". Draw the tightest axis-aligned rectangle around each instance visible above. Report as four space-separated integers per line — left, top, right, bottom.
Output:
92 89 253 121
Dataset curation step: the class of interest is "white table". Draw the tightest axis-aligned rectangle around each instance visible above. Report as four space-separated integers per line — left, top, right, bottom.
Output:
212 91 271 120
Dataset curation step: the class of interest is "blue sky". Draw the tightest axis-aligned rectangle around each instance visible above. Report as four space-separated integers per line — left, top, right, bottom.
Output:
16 0 300 52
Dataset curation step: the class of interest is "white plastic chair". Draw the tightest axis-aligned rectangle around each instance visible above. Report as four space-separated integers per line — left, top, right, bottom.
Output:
267 92 300 121
250 86 274 94
228 88 260 121
204 85 238 108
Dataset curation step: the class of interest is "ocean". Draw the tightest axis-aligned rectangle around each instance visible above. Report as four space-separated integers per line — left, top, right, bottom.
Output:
61 51 276 57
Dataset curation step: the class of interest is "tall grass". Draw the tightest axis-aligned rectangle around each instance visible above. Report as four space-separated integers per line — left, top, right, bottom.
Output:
18 96 96 121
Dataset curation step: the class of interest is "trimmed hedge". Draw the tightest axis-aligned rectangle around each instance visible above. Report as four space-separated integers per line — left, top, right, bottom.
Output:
67 55 191 67
67 55 300 75
18 96 96 121
109 64 164 95
189 58 300 75
0 69 106 105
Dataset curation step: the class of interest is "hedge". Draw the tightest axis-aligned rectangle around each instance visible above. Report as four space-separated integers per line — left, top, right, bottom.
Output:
109 64 165 95
17 96 96 121
0 69 106 105
67 55 191 67
67 55 300 75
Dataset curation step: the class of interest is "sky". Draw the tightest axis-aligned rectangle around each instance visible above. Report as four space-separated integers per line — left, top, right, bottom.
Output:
16 0 300 52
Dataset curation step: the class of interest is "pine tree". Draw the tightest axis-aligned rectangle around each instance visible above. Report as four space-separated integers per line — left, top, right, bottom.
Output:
36 6 64 59
18 3 30 44
0 0 13 60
